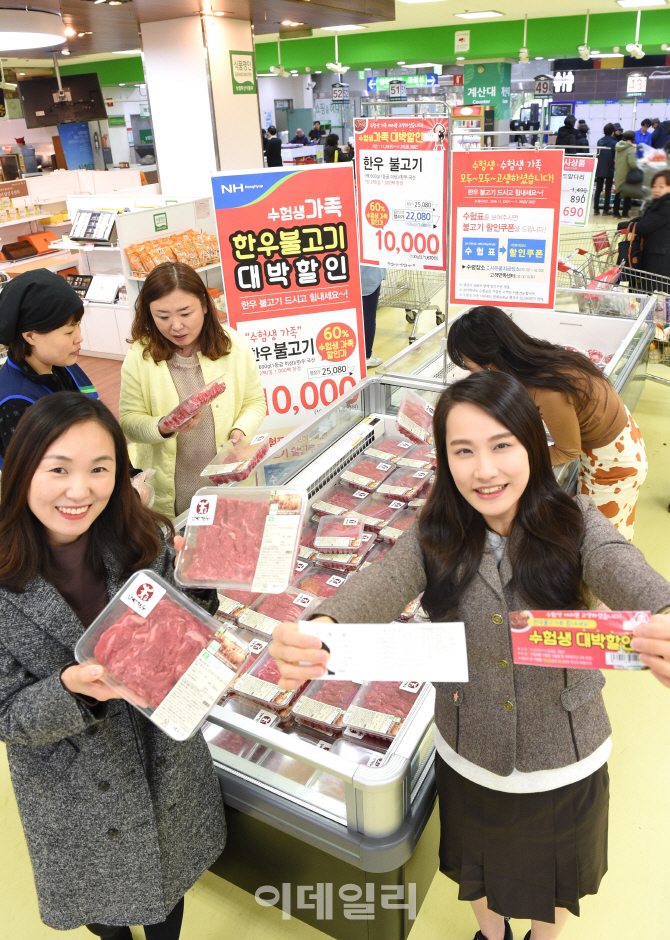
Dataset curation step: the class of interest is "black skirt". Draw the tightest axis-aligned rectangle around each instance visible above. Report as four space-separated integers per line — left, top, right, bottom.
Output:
436 755 609 923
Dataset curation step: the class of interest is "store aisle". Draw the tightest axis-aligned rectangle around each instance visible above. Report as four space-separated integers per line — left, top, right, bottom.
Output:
1 378 668 940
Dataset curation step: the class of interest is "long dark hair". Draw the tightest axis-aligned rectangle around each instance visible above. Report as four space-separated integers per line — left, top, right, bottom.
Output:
0 392 173 591
419 372 585 620
131 261 231 363
447 305 605 408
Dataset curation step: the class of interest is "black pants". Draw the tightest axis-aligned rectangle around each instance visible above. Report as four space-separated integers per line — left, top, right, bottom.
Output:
87 897 184 940
362 285 381 359
612 193 631 217
593 176 613 214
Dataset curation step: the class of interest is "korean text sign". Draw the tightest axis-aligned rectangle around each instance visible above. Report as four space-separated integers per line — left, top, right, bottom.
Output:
561 155 596 228
450 149 563 308
212 164 365 432
354 117 448 271
510 610 649 670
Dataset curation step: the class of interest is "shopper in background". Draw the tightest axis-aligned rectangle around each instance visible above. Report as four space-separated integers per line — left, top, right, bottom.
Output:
308 120 322 141
360 264 386 368
574 119 590 154
289 128 309 145
593 123 616 215
323 132 350 163
271 371 670 940
119 262 265 517
628 170 670 286
613 130 638 219
634 117 653 155
447 305 648 539
612 122 623 142
0 269 98 463
0 392 225 940
651 117 670 150
264 125 283 167
554 114 577 151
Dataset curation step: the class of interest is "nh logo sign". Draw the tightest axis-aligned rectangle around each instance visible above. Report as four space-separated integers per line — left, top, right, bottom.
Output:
221 183 244 193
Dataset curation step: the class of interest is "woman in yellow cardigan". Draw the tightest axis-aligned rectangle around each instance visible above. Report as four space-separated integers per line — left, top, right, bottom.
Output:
120 262 266 517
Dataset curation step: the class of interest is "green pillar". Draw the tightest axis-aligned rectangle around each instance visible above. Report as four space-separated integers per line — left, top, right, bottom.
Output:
463 63 511 120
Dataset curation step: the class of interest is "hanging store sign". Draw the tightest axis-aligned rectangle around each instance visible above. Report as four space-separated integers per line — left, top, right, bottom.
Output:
332 83 350 102
534 75 553 99
455 30 470 53
449 149 563 308
626 72 647 97
229 50 257 95
212 164 365 434
561 155 596 228
354 116 448 272
366 74 439 93
389 79 407 101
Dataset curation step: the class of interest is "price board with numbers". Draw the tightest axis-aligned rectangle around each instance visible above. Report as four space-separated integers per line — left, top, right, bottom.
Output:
561 155 596 228
534 75 553 99
354 116 448 271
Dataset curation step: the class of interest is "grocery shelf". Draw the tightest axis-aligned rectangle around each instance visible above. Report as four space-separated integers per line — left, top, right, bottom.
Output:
127 260 221 280
0 213 54 228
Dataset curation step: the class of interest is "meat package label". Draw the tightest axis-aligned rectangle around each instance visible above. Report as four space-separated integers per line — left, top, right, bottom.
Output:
252 510 302 594
510 610 650 670
187 494 218 526
121 573 166 618
306 621 469 681
397 413 432 443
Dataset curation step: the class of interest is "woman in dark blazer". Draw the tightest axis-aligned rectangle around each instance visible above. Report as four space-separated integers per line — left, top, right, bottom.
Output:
0 392 225 940
632 169 670 282
270 372 670 940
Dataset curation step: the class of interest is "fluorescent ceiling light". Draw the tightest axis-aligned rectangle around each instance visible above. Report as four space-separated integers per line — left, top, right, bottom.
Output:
322 25 366 30
113 49 141 54
364 67 372 70
64 27 75 37
617 0 665 5
0 10 66 50
61 49 70 55
397 60 406 65
456 56 465 60
591 50 601 55
597 53 625 57
455 11 503 18
535 56 543 59
406 62 438 67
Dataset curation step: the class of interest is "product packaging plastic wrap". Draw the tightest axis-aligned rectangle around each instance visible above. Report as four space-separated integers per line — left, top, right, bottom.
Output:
363 437 415 463
159 376 227 433
254 728 333 786
237 588 318 637
292 680 363 733
395 595 424 622
379 507 417 544
130 468 155 508
314 515 364 552
377 467 432 502
312 486 369 517
353 492 405 532
343 680 424 741
230 648 308 710
75 570 247 740
201 433 270 484
215 589 263 623
292 566 348 599
297 521 320 561
340 457 395 491
202 694 279 760
314 532 376 572
175 487 307 593
397 444 436 470
395 388 435 445
360 543 392 570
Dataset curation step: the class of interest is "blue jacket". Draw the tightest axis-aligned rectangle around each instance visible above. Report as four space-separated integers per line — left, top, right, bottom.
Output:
0 356 98 466
595 136 616 178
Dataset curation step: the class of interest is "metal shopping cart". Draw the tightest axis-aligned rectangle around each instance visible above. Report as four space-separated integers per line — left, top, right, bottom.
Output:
378 269 446 344
557 229 622 291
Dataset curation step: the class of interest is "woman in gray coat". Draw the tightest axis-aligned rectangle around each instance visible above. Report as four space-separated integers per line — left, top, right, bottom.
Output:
0 392 225 939
270 372 670 940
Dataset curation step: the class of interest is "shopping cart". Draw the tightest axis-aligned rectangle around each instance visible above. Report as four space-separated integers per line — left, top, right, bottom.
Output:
378 269 446 344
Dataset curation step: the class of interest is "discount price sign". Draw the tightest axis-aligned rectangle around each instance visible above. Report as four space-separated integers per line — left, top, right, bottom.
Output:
354 116 448 271
212 164 365 437
561 155 596 228
450 149 563 309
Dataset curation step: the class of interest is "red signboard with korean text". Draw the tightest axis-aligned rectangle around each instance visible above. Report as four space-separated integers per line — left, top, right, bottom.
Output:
354 116 448 271
561 155 596 228
450 149 564 308
212 164 365 435
510 609 649 670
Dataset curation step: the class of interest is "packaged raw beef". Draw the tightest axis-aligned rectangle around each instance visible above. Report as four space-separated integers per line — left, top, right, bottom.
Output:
292 566 347 599
293 680 363 732
159 376 227 433
297 521 320 561
379 507 416 544
360 543 392 570
377 467 432 502
238 588 318 637
343 681 424 740
201 433 270 484
216 589 262 622
363 437 415 463
203 722 259 760
312 486 369 517
230 649 308 709
408 497 428 511
314 532 376 572
130 468 155 508
397 444 436 470
395 594 423 622
315 515 364 552
75 570 247 740
340 457 395 491
175 486 307 594
395 388 435 445
354 492 405 532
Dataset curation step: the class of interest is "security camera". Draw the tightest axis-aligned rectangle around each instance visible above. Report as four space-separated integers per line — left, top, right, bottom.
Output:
578 44 591 61
626 43 645 59
270 65 291 78
305 80 316 90
326 62 350 73
519 47 530 63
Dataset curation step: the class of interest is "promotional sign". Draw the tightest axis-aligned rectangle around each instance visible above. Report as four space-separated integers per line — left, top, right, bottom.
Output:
450 149 563 308
510 610 649 670
212 164 365 434
229 50 257 95
455 29 470 53
58 122 95 171
366 74 438 93
354 116 448 271
561 155 596 228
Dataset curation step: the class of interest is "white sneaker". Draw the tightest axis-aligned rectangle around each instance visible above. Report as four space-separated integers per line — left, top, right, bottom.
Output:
366 355 383 368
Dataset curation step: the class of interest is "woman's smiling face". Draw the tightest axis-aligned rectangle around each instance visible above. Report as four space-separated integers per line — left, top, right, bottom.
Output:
445 401 530 536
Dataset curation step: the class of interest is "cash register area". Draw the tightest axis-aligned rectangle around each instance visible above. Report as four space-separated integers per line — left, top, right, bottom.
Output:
1 294 669 940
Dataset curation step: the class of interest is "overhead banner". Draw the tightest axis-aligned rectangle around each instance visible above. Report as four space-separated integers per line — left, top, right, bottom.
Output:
561 155 596 228
354 116 448 271
212 164 365 435
449 149 563 309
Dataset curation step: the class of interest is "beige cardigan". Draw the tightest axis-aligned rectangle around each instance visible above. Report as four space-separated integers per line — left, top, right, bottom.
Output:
316 496 670 777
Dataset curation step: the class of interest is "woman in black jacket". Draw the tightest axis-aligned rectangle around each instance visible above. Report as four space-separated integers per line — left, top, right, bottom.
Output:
633 169 670 281
555 115 577 151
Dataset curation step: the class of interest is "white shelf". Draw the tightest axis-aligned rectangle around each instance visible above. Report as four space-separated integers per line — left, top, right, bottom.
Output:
51 240 120 252
0 213 54 229
127 261 221 280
